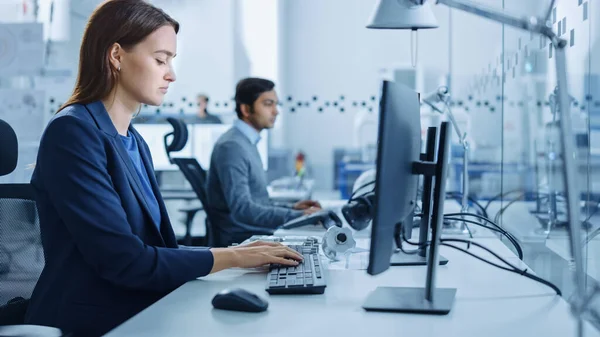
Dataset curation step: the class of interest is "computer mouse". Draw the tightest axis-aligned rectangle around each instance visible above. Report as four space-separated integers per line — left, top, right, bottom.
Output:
211 288 268 313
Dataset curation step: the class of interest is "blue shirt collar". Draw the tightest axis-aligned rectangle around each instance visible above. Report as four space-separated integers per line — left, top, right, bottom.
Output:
234 119 261 145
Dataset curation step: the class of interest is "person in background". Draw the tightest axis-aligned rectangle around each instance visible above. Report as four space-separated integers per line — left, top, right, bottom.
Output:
207 77 322 247
192 93 222 124
24 2 301 336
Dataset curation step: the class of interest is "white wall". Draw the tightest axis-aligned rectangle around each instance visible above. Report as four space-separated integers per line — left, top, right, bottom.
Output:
277 0 525 189
157 0 237 115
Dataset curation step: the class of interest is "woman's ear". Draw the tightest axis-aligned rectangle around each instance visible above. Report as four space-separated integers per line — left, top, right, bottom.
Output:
107 42 123 71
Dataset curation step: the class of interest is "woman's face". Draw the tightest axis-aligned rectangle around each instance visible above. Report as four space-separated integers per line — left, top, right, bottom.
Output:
116 25 177 106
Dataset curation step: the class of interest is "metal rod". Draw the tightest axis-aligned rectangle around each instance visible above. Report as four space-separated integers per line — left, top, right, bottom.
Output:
462 142 469 212
433 0 554 37
555 42 586 328
423 99 469 212
544 0 556 24
419 127 438 257
425 122 451 301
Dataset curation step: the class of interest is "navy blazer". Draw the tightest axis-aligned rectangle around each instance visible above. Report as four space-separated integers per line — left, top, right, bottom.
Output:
24 101 214 336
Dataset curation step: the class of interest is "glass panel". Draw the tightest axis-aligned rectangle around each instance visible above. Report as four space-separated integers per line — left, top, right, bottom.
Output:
444 0 504 239
501 0 596 317
585 0 600 327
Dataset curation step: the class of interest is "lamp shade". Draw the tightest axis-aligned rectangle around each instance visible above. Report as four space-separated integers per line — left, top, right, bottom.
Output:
366 0 439 30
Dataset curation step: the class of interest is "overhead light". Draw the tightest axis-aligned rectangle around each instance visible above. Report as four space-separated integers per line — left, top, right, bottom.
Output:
366 0 438 30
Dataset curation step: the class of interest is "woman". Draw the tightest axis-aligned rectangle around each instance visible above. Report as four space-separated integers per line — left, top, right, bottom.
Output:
24 1 301 335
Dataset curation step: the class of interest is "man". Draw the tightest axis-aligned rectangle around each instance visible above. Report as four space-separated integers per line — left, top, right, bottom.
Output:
207 77 321 247
193 94 222 124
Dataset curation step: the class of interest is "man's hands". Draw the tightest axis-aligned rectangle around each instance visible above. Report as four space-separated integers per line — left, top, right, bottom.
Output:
293 200 322 215
209 241 303 274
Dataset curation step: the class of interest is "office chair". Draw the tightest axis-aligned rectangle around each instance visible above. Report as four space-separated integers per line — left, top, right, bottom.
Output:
164 117 215 246
0 119 63 336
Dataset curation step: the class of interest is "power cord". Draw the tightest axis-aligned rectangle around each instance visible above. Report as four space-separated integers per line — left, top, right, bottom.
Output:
446 191 488 218
401 232 561 296
483 189 525 213
444 212 523 260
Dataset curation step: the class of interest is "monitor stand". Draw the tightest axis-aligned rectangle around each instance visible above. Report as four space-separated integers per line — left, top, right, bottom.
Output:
390 124 449 268
364 123 456 315
363 286 456 314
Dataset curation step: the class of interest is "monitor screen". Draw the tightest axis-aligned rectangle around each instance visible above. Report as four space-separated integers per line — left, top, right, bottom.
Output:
134 123 269 171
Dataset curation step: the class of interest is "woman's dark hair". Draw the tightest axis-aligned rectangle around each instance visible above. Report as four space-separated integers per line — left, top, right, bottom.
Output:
234 77 275 119
58 0 179 112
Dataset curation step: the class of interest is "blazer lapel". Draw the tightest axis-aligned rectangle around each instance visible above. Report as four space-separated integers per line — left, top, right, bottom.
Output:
83 102 163 241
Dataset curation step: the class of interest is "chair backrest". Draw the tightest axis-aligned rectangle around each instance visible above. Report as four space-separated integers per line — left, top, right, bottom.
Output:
0 184 42 307
171 158 215 246
0 119 18 176
0 120 44 324
164 117 189 163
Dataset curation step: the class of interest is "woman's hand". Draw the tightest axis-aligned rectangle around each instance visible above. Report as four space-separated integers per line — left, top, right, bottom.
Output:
209 241 302 273
233 240 282 248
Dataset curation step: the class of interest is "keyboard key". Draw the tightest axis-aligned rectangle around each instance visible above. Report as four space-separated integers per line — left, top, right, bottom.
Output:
266 239 326 294
287 280 303 287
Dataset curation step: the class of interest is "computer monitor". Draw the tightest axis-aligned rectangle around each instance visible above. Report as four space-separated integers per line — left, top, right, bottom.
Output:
367 80 421 276
364 80 456 314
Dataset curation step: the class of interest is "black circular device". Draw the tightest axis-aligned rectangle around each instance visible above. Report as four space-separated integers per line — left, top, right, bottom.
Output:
342 192 374 231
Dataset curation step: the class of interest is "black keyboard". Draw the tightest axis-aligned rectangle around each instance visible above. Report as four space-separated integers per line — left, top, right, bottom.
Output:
265 238 327 294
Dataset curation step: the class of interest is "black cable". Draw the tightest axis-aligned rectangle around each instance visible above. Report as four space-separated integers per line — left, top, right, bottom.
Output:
446 191 489 218
400 232 560 296
494 193 526 224
443 217 523 260
440 239 561 296
413 213 471 248
397 239 421 255
483 189 524 212
444 212 523 260
406 214 523 263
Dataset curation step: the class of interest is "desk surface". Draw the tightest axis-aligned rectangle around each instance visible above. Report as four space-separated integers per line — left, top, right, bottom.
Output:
105 237 598 337
105 199 599 337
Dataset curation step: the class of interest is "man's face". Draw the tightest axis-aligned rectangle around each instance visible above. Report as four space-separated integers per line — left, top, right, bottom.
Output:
245 90 279 131
197 97 207 112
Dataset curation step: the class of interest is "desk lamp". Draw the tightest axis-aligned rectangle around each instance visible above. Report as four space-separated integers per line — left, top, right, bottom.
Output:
366 0 592 335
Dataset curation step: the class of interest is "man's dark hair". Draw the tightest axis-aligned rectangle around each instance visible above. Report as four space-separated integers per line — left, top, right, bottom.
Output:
197 93 209 103
234 77 275 119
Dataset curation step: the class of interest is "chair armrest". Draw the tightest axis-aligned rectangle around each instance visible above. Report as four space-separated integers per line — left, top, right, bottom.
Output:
178 205 203 213
0 325 62 337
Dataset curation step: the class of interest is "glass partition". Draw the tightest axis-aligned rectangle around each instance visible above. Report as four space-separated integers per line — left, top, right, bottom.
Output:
498 0 596 312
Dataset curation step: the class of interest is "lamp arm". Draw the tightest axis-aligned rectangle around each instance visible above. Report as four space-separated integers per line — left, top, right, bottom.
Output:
419 0 556 39
423 99 465 146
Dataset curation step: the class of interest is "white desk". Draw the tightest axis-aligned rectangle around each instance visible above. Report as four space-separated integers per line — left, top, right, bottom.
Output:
104 236 598 337
105 199 599 337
